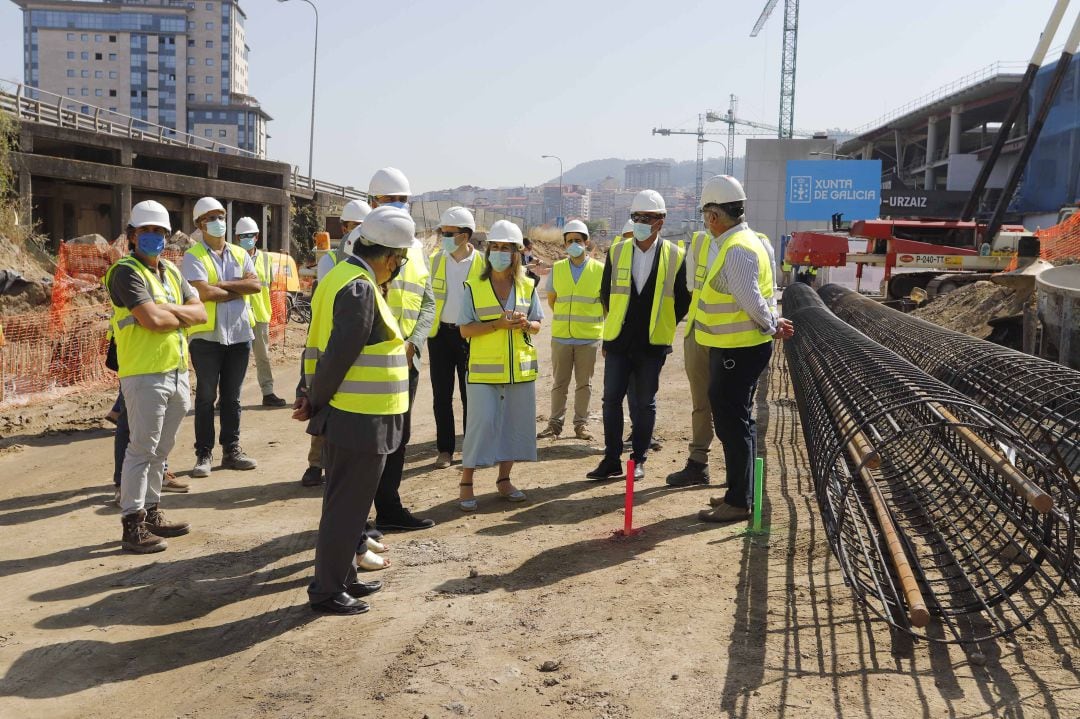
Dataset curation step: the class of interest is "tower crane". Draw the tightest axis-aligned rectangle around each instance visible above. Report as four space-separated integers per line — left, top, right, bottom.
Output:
751 0 800 139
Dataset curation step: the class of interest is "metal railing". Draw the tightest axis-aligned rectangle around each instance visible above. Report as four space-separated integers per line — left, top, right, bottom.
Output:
850 62 1028 135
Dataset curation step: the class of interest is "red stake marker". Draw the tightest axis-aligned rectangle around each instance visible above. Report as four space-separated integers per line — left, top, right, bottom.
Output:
624 458 635 535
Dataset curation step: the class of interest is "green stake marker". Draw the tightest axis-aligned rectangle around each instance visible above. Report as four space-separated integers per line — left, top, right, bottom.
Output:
752 457 764 534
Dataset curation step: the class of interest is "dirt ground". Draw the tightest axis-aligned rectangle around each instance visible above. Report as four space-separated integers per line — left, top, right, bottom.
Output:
1 311 1079 719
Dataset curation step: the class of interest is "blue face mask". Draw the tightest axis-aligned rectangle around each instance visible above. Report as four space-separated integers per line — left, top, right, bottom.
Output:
383 201 409 210
206 218 227 238
566 242 585 258
442 236 460 254
237 236 256 251
632 222 655 241
488 251 513 272
137 232 166 257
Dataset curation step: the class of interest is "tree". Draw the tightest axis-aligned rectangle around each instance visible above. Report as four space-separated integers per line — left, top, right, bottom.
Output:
584 218 609 236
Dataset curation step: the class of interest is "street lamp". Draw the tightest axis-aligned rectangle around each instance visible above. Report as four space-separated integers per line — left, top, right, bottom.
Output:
277 0 318 187
541 154 563 226
699 138 729 177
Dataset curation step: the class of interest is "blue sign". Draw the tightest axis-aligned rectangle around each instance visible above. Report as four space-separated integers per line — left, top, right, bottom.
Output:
784 160 881 221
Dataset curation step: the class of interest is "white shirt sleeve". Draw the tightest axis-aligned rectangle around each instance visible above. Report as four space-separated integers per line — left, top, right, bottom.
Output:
181 252 207 283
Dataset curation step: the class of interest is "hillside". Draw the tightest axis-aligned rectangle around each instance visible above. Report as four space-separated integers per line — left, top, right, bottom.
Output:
547 155 745 189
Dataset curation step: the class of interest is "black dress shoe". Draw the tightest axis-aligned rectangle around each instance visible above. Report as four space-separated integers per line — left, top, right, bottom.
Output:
586 458 625 481
376 510 436 532
666 459 710 487
346 580 383 598
262 393 288 407
300 466 324 487
310 592 369 615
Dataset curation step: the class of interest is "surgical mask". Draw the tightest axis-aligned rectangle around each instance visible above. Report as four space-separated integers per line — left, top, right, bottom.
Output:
566 242 585 258
442 236 460 254
488 251 513 272
137 232 166 257
237 236 256 251
206 218 227 238
632 222 654 241
383 201 409 210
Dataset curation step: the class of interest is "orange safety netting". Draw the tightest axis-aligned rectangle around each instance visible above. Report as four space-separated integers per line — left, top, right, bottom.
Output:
1 239 289 408
1034 212 1080 264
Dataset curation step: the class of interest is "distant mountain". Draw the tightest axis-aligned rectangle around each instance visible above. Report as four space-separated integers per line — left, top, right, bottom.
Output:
547 156 745 189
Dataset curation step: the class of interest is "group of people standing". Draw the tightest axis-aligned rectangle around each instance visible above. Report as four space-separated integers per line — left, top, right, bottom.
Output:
102 165 793 617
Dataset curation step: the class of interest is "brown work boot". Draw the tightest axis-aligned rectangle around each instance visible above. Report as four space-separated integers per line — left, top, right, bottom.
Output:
434 452 452 469
574 424 594 441
121 510 168 553
162 470 189 493
537 423 561 439
698 502 750 524
144 504 191 537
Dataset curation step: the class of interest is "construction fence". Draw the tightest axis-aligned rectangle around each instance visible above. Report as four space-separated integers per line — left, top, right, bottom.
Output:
0 239 288 409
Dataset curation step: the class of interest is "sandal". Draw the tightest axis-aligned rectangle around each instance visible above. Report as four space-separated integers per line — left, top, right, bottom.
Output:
356 549 391 571
496 477 526 502
459 482 477 512
365 536 388 554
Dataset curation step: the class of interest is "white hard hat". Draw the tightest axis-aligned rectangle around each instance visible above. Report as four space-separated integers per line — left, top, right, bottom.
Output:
700 174 747 209
630 189 666 214
487 220 524 247
368 167 412 197
341 199 372 223
193 196 225 223
621 219 634 235
234 216 259 235
439 206 476 232
563 219 589 239
130 200 171 232
351 205 416 250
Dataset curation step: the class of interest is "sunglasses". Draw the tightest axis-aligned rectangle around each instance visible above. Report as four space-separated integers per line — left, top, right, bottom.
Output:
630 213 662 223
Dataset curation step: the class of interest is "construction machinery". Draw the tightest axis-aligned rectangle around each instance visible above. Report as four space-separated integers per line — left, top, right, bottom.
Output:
751 0 800 139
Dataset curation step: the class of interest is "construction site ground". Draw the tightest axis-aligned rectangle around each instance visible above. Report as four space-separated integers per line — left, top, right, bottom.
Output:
1 312 1079 718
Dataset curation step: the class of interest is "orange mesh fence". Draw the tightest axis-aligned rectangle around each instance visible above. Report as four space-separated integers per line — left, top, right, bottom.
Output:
1 240 289 408
1035 212 1080 264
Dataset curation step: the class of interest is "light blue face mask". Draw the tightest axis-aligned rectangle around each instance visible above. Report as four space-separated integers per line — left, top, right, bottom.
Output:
566 242 585 258
206 218 227 238
488 251 513 272
383 201 409 210
237 236 256 251
632 222 654 241
442 236 460 254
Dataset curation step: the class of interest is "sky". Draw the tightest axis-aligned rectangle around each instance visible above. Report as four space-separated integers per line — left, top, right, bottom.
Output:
0 0 1067 193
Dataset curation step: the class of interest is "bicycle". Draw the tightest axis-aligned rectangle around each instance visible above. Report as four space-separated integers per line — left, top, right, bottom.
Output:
286 292 312 324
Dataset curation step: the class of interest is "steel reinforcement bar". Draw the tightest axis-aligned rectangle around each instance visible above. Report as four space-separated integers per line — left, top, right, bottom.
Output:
783 283 1074 643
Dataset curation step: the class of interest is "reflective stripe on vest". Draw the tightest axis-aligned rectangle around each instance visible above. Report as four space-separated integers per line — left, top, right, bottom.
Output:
551 257 604 341
249 249 273 323
602 238 685 346
683 231 712 328
694 229 775 349
464 275 539 384
304 261 408 415
184 241 254 335
386 244 430 338
428 249 485 337
106 256 188 377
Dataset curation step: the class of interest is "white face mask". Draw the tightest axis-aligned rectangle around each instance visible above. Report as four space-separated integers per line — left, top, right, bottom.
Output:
206 218 227 238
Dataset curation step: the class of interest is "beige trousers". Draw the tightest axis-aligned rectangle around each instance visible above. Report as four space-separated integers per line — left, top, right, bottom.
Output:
684 332 713 464
548 339 599 430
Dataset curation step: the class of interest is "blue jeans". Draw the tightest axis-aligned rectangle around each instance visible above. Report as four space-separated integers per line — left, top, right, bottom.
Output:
602 350 666 464
190 339 251 454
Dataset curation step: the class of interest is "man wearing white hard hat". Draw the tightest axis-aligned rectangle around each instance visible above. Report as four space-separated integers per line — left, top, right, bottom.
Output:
106 201 205 553
317 199 371 281
294 205 414 615
182 197 262 479
586 190 690 483
537 219 602 441
234 216 287 408
427 205 485 469
692 175 793 524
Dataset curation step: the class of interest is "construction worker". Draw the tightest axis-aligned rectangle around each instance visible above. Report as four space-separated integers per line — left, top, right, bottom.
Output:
586 190 689 482
367 178 438 532
538 219 602 441
105 200 205 552
428 205 485 469
693 175 794 524
318 199 371 281
235 216 287 407
457 220 542 510
295 205 414 615
780 258 793 287
182 196 261 478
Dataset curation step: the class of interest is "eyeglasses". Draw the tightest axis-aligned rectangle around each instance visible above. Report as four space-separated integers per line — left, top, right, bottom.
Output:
236 233 258 240
630 213 663 223
396 254 410 269
441 231 459 238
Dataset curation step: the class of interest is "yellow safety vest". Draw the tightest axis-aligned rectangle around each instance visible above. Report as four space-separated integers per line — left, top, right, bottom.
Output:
551 257 604 340
386 244 430 338
694 228 775 349
303 260 409 415
105 256 188 378
428 248 486 337
184 241 254 335
464 275 539 384
249 249 273 324
684 231 711 328
602 238 685 346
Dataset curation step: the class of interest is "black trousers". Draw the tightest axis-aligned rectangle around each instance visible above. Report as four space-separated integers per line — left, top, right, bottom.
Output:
373 368 419 518
709 342 773 509
427 322 469 454
602 350 666 464
190 338 250 454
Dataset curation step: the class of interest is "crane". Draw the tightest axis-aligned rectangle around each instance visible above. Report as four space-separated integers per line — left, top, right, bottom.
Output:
652 115 724 210
751 0 800 139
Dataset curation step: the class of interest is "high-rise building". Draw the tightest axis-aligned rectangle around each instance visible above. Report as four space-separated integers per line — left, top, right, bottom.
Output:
13 0 270 157
624 161 671 190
